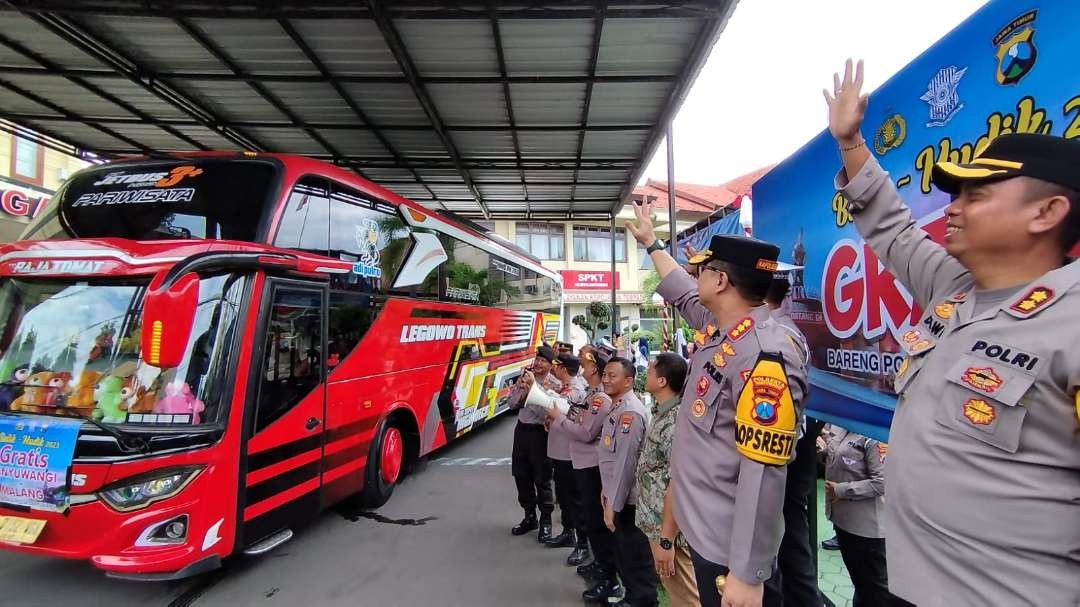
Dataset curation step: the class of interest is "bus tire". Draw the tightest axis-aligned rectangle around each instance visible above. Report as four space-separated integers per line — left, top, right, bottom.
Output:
360 417 405 508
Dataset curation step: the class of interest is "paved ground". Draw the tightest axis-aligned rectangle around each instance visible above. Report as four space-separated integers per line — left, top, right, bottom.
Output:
0 413 860 606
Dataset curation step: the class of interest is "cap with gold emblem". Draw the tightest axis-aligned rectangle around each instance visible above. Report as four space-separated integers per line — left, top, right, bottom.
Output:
932 133 1080 194
688 234 781 274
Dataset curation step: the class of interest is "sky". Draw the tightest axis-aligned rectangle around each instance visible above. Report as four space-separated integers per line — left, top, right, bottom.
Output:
642 0 991 186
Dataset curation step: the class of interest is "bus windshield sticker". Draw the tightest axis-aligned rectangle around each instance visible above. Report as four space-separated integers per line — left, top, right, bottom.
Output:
353 219 383 278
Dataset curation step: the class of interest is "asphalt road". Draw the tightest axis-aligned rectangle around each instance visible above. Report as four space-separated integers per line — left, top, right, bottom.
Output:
0 414 592 606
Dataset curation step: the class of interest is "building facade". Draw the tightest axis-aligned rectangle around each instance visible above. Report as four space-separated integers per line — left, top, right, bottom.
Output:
0 126 90 242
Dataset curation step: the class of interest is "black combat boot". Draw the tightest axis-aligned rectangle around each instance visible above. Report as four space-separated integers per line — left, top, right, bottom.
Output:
543 527 575 548
511 512 538 536
566 534 590 566
577 560 605 578
536 513 553 543
582 577 623 603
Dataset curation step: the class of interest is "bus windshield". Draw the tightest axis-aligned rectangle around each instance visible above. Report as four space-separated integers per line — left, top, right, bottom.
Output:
0 274 245 427
21 158 279 242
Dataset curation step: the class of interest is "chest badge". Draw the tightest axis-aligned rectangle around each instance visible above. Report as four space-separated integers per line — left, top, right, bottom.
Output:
721 343 736 356
691 398 707 418
963 398 996 426
896 357 910 379
934 302 955 319
961 366 1003 394
603 435 612 446
696 376 709 397
902 329 922 343
713 352 727 368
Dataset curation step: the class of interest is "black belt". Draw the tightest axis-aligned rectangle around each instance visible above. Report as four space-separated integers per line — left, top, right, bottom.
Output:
517 421 546 432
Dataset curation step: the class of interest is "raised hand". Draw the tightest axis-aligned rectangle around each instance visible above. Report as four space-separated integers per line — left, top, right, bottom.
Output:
823 59 869 146
625 198 658 247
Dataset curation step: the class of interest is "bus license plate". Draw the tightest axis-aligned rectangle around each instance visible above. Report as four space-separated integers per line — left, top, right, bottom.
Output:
0 516 46 545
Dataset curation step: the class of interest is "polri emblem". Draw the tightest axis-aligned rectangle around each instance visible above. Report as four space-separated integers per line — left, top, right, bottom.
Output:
691 399 706 418
994 10 1038 86
620 413 633 433
961 366 1003 394
696 375 709 397
934 302 955 320
963 398 996 426
920 65 967 127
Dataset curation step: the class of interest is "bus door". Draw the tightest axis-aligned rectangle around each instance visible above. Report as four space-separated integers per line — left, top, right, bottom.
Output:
240 280 328 548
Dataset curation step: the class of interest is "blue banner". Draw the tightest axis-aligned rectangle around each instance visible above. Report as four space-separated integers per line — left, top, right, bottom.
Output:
0 415 82 512
675 210 743 265
753 0 1078 442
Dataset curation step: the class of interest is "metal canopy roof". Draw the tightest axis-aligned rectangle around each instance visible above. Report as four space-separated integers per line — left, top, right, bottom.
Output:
0 1 734 219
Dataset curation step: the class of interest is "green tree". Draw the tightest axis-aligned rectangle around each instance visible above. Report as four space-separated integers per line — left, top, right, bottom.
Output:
641 269 661 303
446 261 520 307
573 301 611 342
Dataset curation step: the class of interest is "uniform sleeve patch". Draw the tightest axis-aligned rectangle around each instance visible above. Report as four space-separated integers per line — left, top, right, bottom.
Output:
590 395 605 413
1009 286 1054 315
877 443 888 464
734 355 797 465
620 413 633 433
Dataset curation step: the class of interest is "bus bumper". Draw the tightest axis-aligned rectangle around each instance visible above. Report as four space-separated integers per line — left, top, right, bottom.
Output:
0 492 231 579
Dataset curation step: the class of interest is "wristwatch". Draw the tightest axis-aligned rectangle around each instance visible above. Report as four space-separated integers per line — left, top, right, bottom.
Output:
659 536 673 550
645 239 667 255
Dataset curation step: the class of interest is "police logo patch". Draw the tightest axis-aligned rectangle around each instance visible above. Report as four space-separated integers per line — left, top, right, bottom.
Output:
934 302 955 320
994 10 1038 86
620 413 633 433
1009 286 1054 315
963 398 996 426
590 396 605 413
728 317 754 341
696 375 709 397
713 352 727 368
734 355 796 465
721 343 736 356
961 366 1003 394
877 443 888 464
691 399 707 418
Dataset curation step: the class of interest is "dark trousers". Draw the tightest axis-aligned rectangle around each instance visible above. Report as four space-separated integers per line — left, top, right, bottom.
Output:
835 527 895 607
511 422 553 516
778 418 825 606
573 465 616 574
689 544 784 607
552 458 585 536
614 505 658 606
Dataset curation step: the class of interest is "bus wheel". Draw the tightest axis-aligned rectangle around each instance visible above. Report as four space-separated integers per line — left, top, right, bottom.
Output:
361 419 404 507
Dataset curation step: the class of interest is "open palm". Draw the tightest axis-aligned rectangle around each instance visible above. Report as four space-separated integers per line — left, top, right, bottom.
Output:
823 59 869 144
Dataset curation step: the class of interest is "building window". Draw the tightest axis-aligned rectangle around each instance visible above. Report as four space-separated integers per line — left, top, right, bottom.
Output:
637 241 655 270
11 135 43 184
515 222 565 260
573 225 626 262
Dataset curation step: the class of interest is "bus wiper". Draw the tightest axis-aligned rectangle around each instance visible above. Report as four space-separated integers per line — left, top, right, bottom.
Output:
80 416 150 454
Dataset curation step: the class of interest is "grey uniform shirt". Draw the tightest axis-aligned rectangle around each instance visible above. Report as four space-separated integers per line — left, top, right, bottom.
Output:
557 383 613 469
824 426 885 538
841 155 1080 607
507 372 562 425
547 374 588 461
657 269 809 585
597 390 648 512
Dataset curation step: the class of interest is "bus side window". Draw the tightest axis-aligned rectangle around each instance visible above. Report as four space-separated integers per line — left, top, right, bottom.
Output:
327 290 377 370
273 177 330 256
255 288 323 433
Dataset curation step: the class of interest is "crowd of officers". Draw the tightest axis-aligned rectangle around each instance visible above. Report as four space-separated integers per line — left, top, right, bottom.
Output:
502 60 1080 607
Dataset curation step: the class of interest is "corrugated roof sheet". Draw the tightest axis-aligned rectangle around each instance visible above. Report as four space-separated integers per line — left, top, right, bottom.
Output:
0 1 737 218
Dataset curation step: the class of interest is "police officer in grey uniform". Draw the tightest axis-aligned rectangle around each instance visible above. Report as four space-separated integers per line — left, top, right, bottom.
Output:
549 349 619 579
544 353 589 555
821 425 890 607
824 60 1080 606
507 344 561 541
629 205 809 606
597 356 658 607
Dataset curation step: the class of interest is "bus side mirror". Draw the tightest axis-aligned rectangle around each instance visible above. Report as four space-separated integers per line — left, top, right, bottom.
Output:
140 271 200 369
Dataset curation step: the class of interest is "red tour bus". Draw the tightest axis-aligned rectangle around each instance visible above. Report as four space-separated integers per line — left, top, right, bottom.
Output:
0 152 562 579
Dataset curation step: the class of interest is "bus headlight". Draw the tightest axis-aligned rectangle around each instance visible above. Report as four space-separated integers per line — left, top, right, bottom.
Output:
99 466 203 512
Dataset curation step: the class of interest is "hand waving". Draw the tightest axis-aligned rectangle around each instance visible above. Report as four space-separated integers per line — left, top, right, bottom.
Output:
625 198 658 247
823 59 869 146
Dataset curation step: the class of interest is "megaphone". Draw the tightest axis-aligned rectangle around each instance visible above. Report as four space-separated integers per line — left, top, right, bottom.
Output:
525 381 571 416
